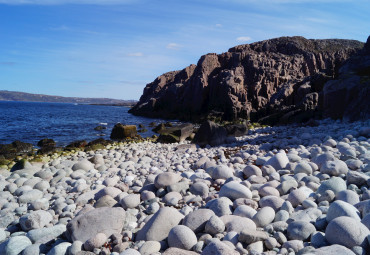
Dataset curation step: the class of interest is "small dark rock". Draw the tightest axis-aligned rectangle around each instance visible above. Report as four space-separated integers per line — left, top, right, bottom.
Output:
152 123 166 133
37 138 56 148
110 123 137 139
94 126 107 131
67 140 87 148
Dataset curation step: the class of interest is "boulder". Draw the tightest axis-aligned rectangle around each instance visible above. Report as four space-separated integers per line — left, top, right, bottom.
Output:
157 123 194 143
136 207 184 241
325 216 369 248
193 121 227 147
66 207 125 242
168 225 197 250
110 123 137 139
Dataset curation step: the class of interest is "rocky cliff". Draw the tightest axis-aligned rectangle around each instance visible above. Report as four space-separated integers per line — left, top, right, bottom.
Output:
129 36 365 123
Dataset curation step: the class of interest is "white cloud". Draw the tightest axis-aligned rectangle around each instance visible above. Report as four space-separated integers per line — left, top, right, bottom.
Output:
0 0 135 5
166 43 182 50
127 52 143 57
215 24 223 28
236 36 252 42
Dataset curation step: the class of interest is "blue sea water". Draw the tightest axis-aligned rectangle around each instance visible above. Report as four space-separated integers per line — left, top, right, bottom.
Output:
0 101 176 147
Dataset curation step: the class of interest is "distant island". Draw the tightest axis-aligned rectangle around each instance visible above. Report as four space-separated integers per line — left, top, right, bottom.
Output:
0 90 137 106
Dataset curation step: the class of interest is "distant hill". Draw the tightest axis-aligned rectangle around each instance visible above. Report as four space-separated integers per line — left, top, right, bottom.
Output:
0 90 137 106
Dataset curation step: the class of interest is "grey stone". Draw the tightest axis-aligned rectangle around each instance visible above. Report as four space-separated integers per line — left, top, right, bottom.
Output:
239 229 269 244
168 225 197 250
206 197 233 216
252 206 275 227
120 194 140 209
287 220 315 240
210 165 234 180
326 200 361 222
66 207 125 242
183 209 215 233
5 236 32 255
154 172 182 189
119 248 141 255
201 239 239 255
243 165 262 178
72 160 93 171
325 216 370 249
190 182 209 197
336 190 360 205
20 210 53 231
138 241 161 255
18 189 43 204
136 207 184 241
233 205 257 218
219 181 252 200
316 177 347 195
205 215 225 235
264 152 289 170
221 215 256 233
259 196 285 211
27 224 67 243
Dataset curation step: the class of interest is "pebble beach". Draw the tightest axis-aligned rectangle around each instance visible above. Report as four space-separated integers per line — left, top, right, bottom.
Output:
1 119 370 255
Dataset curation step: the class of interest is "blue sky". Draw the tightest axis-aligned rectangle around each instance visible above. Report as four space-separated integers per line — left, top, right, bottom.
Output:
0 0 369 100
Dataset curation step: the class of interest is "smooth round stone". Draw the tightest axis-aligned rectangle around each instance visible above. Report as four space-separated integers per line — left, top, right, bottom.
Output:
264 152 289 170
210 165 234 180
243 165 262 178
336 190 360 205
258 186 280 197
274 210 289 222
0 228 6 242
154 172 182 189
163 192 182 206
84 232 107 251
141 191 156 201
324 139 337 147
168 225 197 250
183 209 215 233
281 240 304 252
259 196 285 211
316 177 347 195
313 152 336 168
287 189 308 207
221 215 256 233
95 195 117 208
72 160 93 171
326 216 370 249
326 200 361 222
120 194 140 209
320 160 349 176
252 206 275 227
233 205 257 218
119 248 141 255
18 189 43 204
223 231 239 245
310 231 328 248
219 181 252 200
19 210 53 231
205 215 225 235
138 241 161 254
26 224 66 243
5 236 32 255
202 239 238 255
287 220 315 240
206 197 233 216
190 182 209 197
69 241 83 255
294 162 312 175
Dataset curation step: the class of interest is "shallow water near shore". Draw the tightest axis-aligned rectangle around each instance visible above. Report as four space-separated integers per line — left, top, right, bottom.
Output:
0 101 175 146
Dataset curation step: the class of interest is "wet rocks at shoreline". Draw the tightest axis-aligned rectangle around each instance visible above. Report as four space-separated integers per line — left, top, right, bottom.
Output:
0 118 369 255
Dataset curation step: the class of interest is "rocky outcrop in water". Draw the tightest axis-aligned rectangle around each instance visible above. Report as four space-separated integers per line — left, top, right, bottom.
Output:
129 36 365 123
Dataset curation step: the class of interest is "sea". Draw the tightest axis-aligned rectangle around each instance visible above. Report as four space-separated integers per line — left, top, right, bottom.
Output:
0 101 177 147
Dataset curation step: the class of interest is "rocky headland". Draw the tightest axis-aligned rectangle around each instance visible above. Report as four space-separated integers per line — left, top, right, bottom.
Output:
129 36 369 124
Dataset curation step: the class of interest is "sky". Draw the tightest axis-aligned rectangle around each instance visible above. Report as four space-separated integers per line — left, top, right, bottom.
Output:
0 0 369 100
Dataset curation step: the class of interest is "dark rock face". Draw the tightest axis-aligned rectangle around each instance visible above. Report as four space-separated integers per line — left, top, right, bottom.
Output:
110 123 137 139
323 37 370 121
129 36 364 123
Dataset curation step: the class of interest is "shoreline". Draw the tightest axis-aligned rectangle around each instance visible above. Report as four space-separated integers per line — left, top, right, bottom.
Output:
0 118 369 254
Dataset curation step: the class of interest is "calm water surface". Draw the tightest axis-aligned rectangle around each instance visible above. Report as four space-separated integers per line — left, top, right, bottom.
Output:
0 101 176 146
